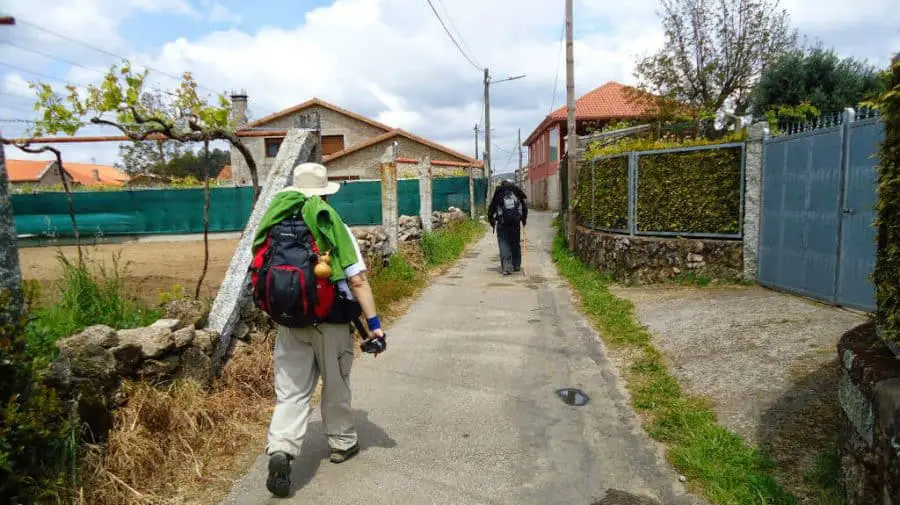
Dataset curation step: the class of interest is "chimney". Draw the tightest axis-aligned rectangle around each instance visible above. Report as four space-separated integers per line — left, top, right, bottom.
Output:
230 89 248 129
92 169 100 182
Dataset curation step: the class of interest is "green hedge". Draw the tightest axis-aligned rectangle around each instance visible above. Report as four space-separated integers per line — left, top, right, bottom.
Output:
636 147 742 234
875 58 900 344
575 155 629 230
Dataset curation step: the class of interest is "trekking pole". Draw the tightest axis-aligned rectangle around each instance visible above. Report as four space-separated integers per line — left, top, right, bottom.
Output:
521 225 528 276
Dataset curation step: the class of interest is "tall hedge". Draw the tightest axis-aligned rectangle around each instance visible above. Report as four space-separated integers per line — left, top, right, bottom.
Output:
875 57 900 343
636 147 743 234
575 156 629 230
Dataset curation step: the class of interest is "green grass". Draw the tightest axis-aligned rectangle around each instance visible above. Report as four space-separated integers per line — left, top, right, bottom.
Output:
805 445 844 505
421 219 485 266
26 252 161 368
551 221 796 505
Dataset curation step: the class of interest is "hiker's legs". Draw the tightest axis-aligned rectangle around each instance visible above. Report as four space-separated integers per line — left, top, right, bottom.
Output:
311 323 358 452
267 325 319 458
510 223 522 271
497 225 513 273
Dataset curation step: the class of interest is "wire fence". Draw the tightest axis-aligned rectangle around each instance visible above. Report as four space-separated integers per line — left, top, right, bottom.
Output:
576 142 746 240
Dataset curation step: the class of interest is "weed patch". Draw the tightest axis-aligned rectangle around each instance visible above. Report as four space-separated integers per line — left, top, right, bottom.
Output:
551 225 796 505
421 220 484 266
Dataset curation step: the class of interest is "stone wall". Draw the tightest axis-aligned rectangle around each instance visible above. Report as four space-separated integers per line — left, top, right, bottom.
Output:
574 226 743 284
350 207 467 263
837 321 900 505
326 136 475 180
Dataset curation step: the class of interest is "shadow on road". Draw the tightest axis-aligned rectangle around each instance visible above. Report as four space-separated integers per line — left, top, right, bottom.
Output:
290 409 397 493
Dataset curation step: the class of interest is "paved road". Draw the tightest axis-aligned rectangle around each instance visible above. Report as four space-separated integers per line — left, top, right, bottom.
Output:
220 212 703 505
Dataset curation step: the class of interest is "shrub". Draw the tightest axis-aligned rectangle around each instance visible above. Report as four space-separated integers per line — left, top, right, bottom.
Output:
26 252 160 369
875 57 900 344
421 219 483 266
0 288 74 504
576 155 629 230
636 146 743 234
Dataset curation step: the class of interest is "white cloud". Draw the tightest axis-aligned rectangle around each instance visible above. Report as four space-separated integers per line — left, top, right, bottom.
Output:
1 0 896 173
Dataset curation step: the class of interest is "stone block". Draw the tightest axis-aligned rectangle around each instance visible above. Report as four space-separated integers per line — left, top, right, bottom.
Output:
57 324 118 356
150 318 182 331
173 325 196 348
118 326 175 359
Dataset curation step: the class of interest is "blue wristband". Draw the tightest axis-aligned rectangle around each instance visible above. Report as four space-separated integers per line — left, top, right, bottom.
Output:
367 316 382 332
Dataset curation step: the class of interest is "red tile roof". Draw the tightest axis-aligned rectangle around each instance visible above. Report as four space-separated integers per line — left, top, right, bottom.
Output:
6 159 52 182
60 162 130 186
217 165 233 181
245 97 394 132
524 81 657 145
323 129 482 167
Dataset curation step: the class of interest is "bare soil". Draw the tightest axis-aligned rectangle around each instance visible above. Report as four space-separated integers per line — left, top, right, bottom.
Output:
18 239 240 306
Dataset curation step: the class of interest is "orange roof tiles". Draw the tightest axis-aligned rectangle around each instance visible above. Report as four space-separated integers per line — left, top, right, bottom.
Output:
217 165 233 181
60 162 130 186
6 159 52 182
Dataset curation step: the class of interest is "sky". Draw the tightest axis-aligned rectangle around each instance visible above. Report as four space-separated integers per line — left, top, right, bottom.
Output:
0 0 897 175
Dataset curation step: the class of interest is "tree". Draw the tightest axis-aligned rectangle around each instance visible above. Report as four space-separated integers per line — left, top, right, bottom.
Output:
634 0 798 117
116 139 184 175
751 44 887 117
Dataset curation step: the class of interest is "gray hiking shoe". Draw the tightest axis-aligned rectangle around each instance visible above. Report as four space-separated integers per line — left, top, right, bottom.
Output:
330 443 360 463
266 451 292 498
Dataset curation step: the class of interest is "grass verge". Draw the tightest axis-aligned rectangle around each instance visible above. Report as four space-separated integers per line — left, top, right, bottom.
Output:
551 224 796 505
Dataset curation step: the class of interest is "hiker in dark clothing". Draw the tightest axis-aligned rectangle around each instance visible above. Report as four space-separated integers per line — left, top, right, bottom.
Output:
488 180 528 275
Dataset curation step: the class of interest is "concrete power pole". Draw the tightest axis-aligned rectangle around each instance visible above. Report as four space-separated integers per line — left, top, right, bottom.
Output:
517 128 523 181
483 68 492 188
565 0 577 250
474 124 480 160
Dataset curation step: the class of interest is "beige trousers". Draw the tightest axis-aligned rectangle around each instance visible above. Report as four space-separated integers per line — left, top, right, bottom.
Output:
266 322 357 458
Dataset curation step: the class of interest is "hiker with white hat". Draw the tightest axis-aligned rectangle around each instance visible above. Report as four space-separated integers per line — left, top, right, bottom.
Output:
248 162 386 497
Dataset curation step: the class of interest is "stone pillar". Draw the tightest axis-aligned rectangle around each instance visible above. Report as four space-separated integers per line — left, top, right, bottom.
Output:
742 121 768 281
419 155 433 233
206 129 317 368
380 144 399 253
468 167 476 219
0 139 23 320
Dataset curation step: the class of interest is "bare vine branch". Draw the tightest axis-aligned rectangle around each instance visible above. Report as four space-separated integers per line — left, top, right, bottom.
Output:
195 140 211 300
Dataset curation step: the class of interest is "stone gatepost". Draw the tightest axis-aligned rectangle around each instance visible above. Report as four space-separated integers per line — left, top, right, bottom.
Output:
206 129 317 368
419 155 433 233
380 144 399 253
742 121 767 281
468 167 477 219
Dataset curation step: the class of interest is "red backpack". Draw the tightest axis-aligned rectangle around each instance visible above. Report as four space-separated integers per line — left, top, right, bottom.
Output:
249 214 335 328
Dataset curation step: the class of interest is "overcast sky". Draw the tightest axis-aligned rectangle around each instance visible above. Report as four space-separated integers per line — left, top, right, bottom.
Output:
0 0 897 174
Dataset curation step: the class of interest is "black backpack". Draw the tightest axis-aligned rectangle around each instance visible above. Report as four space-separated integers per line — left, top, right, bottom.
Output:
249 215 336 328
499 190 523 225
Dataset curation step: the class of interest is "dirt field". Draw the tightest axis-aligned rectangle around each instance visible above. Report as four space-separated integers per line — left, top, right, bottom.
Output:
19 238 241 306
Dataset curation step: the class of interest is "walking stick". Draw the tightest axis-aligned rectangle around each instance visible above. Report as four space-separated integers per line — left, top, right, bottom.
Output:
521 225 528 276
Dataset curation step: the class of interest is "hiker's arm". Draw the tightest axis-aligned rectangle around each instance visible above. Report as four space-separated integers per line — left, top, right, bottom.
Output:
348 273 385 337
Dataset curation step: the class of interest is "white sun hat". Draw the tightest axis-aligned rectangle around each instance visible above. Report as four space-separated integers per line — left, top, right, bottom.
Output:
287 162 340 197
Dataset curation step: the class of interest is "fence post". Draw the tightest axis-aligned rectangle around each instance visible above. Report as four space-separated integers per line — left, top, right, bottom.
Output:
742 121 768 281
380 144 399 253
419 155 433 233
627 153 637 235
468 167 477 219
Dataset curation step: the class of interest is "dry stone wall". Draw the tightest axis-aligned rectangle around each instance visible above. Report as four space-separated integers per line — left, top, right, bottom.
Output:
351 207 467 263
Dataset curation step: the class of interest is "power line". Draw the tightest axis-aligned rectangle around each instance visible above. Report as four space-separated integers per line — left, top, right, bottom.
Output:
0 61 92 88
424 0 481 71
1 40 108 75
13 18 225 97
548 19 565 115
433 0 476 64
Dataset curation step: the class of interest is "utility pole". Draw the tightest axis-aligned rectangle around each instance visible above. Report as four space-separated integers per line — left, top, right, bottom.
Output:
474 124 480 160
483 68 491 185
517 128 523 178
565 0 577 250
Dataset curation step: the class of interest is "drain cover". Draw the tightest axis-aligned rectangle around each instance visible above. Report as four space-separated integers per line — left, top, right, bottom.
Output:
556 388 589 406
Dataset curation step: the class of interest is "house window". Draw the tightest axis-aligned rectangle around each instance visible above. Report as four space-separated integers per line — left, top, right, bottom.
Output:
322 135 345 156
265 137 283 158
549 127 559 162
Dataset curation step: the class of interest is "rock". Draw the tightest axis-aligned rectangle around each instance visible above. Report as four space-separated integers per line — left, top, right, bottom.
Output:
139 355 181 381
69 344 117 383
162 299 209 329
227 339 251 360
57 325 118 356
173 325 196 348
118 326 175 359
110 343 143 376
177 346 213 386
233 321 251 342
686 253 704 263
151 318 182 331
678 475 687 483
194 329 220 355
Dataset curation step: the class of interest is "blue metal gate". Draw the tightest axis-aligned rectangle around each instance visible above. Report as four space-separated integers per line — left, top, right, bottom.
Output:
758 111 881 312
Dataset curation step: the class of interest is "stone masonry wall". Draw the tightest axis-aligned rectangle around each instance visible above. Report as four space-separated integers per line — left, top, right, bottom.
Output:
837 321 900 505
574 226 743 284
326 136 475 180
351 207 467 263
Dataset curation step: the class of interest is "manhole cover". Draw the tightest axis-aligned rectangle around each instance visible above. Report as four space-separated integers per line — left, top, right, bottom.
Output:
556 388 589 406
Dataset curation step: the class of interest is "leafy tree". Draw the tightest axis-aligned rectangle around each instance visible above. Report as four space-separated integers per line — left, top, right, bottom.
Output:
634 0 798 117
166 146 230 179
116 140 184 176
752 44 887 117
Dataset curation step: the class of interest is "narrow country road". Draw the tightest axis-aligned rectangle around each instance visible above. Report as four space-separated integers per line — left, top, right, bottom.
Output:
220 212 703 505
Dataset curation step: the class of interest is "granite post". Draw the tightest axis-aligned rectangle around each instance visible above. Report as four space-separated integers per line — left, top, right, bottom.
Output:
380 145 399 253
206 129 317 369
468 167 477 219
419 155 433 233
742 121 767 281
